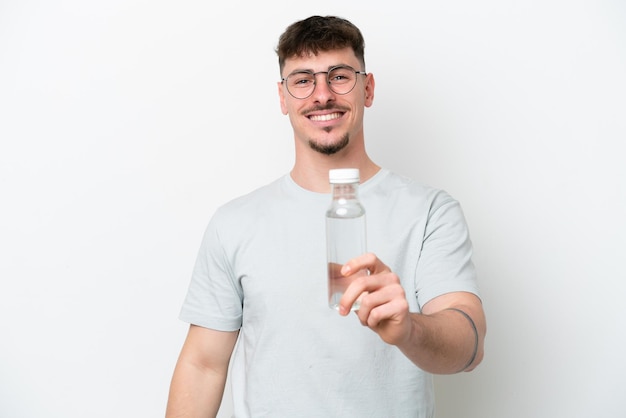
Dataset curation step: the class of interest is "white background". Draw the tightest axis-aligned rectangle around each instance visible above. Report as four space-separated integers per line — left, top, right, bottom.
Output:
1 1 625 417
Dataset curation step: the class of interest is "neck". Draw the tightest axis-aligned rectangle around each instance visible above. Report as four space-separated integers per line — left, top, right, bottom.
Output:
290 153 380 193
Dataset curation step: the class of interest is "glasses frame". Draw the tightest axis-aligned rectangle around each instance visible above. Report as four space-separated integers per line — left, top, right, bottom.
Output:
281 65 367 99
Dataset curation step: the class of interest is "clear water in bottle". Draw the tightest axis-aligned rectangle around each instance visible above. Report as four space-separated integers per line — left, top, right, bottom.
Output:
326 168 367 311
326 214 367 310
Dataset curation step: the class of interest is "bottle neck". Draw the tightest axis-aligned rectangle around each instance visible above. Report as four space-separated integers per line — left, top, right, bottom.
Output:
331 182 359 200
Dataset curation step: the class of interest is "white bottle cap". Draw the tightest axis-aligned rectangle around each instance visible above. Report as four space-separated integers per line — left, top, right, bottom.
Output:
329 168 360 184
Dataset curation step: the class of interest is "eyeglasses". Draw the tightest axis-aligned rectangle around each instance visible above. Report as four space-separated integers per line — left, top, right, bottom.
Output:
281 65 367 99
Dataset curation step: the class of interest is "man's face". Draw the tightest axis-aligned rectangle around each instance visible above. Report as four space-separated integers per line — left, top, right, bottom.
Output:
278 48 374 156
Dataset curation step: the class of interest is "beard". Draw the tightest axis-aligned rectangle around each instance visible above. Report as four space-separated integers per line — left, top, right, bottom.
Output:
301 103 351 155
308 132 350 155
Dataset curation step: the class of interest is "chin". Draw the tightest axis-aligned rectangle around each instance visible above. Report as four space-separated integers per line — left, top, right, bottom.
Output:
309 135 349 155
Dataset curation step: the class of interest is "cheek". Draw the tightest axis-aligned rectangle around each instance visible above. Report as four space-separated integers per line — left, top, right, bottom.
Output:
281 97 304 120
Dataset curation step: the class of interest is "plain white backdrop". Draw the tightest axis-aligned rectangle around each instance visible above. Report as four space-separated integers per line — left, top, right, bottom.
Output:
1 1 625 417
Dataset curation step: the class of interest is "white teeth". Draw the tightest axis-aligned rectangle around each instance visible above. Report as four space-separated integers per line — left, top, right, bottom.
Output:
310 112 341 122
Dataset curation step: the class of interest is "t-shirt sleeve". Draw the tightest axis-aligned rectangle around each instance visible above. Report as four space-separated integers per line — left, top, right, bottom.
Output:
179 215 243 331
414 191 480 309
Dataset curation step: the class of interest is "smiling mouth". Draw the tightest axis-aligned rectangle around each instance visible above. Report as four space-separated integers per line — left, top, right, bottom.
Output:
309 112 343 122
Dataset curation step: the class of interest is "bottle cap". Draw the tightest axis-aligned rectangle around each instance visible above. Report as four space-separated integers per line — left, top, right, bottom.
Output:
329 168 360 184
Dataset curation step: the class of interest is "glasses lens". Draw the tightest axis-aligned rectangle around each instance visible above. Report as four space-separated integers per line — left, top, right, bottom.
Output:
286 72 315 99
328 66 357 94
284 66 360 99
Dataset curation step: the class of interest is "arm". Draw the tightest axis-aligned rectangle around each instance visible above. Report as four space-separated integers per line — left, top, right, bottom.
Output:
166 325 239 418
400 291 485 373
339 253 486 374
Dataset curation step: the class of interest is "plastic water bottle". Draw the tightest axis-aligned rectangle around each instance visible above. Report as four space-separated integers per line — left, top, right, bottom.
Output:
326 168 367 311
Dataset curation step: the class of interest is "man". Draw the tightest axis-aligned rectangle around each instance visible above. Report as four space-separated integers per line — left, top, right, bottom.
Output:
166 15 486 418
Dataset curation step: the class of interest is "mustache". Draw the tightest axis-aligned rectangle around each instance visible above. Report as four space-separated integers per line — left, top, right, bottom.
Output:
301 103 350 115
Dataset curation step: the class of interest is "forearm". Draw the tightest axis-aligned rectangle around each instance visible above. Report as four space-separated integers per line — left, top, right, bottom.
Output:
337 256 486 374
398 306 484 374
166 359 227 418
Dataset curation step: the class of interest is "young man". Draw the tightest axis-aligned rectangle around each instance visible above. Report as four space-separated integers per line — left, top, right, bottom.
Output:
166 15 486 418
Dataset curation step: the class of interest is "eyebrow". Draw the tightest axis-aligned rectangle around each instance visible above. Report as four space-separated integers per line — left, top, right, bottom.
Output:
288 64 353 74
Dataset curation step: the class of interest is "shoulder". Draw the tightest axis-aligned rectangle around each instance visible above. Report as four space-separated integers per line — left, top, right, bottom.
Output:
367 169 458 210
213 175 286 219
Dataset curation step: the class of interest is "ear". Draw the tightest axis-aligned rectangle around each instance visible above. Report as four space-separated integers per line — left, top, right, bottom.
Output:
278 81 288 115
364 73 375 108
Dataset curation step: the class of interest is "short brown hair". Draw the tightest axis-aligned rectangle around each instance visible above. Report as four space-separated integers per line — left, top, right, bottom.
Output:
276 16 366 74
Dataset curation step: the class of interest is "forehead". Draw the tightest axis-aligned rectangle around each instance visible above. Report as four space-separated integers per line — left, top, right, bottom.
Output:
282 48 360 75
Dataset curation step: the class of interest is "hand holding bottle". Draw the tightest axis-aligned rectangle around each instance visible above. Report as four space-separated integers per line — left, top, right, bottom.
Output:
338 253 412 348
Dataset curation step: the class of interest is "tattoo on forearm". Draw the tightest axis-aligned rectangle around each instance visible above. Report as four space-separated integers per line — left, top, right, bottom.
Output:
445 307 479 372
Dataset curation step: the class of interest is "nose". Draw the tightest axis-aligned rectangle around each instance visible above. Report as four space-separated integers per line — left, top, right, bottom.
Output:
311 72 335 102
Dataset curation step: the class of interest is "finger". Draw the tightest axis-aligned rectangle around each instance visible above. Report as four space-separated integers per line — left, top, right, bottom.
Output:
356 284 405 326
365 299 411 346
337 270 371 316
338 271 399 316
341 252 389 277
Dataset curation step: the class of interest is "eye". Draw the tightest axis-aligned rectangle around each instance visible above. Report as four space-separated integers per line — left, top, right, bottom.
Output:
289 72 315 88
328 67 354 84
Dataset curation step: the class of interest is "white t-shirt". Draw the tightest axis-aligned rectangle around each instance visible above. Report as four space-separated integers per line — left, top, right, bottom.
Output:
180 169 480 418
